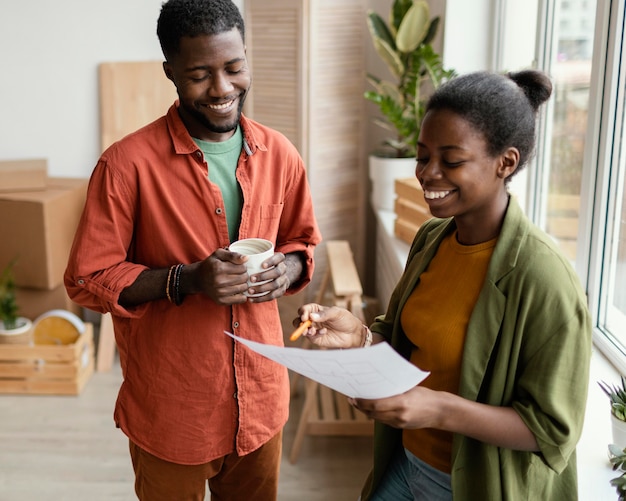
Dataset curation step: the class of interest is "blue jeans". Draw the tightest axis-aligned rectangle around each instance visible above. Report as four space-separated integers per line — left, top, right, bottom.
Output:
368 448 452 501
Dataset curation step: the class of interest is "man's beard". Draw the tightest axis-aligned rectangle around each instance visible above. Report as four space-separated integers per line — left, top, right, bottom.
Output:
186 91 247 134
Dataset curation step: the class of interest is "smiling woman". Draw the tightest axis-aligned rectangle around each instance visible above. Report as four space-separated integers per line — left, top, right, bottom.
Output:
294 69 592 501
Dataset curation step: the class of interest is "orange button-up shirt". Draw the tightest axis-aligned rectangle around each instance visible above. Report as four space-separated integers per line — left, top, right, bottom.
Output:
64 104 321 464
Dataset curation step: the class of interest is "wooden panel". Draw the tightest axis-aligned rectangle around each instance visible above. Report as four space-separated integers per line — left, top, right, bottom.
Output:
327 240 362 297
244 1 304 151
99 61 177 151
245 0 366 299
307 0 366 279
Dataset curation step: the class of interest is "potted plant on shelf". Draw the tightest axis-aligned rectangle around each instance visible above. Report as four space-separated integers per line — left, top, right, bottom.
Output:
608 445 626 500
599 377 626 448
0 258 32 344
365 0 455 211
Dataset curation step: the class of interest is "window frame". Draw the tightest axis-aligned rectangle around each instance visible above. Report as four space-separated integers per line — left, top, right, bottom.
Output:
582 0 626 372
528 0 626 372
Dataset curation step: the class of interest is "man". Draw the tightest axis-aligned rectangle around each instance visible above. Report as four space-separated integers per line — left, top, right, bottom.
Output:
64 0 321 499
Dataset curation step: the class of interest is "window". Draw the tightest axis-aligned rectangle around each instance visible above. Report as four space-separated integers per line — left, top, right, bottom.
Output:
590 1 626 368
532 0 597 263
534 0 626 370
499 0 626 370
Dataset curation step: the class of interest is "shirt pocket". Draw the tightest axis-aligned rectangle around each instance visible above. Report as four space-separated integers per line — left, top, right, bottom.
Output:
257 203 283 240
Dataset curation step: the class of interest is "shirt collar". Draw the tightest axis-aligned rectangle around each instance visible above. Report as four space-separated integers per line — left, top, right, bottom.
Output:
165 102 265 157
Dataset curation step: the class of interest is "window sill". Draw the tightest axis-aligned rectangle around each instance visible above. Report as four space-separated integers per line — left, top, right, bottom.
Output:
375 209 618 499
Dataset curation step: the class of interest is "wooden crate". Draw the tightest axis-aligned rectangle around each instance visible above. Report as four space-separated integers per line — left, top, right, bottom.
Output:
394 179 432 244
394 177 428 210
394 217 422 245
394 197 431 226
0 323 95 395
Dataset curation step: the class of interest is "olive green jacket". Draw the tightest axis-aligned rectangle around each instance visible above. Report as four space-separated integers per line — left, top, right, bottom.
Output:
362 197 592 501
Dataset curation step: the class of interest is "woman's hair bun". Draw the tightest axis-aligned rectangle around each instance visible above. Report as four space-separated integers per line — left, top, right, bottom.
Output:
508 70 553 111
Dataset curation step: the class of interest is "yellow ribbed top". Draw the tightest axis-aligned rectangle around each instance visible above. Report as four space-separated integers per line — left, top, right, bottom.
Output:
401 231 496 473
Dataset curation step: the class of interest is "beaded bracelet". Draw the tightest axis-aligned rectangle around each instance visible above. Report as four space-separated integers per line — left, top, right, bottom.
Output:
165 265 176 303
165 264 185 306
171 264 185 306
361 325 373 348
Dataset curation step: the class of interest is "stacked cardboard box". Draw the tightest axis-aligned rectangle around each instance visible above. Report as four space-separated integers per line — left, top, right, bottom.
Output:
0 165 88 320
393 178 432 245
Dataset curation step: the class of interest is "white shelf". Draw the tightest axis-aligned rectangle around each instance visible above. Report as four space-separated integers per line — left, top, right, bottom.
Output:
375 209 410 308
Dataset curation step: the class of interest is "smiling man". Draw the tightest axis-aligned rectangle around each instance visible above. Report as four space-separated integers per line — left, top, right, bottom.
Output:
64 1 321 499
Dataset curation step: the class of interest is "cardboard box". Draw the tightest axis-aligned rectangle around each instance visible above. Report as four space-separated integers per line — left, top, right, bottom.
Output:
0 159 47 192
16 285 82 321
0 177 88 289
0 322 94 395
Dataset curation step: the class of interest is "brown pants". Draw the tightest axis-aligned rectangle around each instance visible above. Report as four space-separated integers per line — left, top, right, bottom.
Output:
129 431 282 501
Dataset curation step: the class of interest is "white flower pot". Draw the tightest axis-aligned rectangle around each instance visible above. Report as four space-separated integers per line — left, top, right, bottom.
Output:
611 413 626 448
368 155 417 212
0 316 33 345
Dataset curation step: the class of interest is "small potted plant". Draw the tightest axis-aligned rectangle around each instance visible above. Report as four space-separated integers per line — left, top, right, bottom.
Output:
365 0 456 210
0 258 32 343
608 444 626 500
599 377 626 448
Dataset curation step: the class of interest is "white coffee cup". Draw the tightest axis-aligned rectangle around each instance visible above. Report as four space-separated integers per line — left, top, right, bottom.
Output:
229 238 275 297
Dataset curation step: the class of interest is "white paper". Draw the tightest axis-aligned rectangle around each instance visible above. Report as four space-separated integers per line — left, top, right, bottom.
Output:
225 331 429 399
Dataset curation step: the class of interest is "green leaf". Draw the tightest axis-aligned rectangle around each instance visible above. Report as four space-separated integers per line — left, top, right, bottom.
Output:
371 36 405 79
390 0 414 33
366 10 396 52
422 16 440 45
396 1 430 53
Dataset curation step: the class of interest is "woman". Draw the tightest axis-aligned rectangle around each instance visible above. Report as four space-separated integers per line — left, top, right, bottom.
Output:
296 70 592 500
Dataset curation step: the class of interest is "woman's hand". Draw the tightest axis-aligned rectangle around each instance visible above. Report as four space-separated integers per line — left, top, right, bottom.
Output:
349 386 540 451
349 386 443 429
294 303 365 349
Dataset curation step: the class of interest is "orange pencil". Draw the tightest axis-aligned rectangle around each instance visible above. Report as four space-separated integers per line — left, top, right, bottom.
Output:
289 319 312 341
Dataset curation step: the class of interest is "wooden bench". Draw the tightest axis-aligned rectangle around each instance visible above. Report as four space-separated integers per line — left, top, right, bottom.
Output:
288 240 374 464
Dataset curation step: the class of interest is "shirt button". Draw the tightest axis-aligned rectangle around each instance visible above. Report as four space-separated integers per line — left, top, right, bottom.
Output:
233 392 238 399
233 321 239 328
215 208 223 215
196 151 202 158
78 279 85 285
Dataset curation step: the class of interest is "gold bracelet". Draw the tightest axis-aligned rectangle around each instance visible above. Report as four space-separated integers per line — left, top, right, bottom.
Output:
165 265 176 303
361 325 373 348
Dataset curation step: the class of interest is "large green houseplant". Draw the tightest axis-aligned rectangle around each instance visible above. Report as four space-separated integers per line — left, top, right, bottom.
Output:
365 0 455 211
365 0 455 159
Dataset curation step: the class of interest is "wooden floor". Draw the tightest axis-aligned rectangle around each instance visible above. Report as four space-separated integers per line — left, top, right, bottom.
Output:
0 295 373 501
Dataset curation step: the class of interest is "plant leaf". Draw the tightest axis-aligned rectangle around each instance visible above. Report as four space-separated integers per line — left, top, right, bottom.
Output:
390 0 414 34
371 36 405 79
366 10 396 52
422 16 440 45
396 1 430 53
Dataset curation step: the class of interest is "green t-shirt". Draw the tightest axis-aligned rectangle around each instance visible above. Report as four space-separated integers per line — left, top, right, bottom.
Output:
194 127 243 243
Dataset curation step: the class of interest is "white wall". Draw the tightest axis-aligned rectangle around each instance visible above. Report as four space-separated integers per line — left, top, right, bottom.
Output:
0 0 242 179
1 0 487 181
